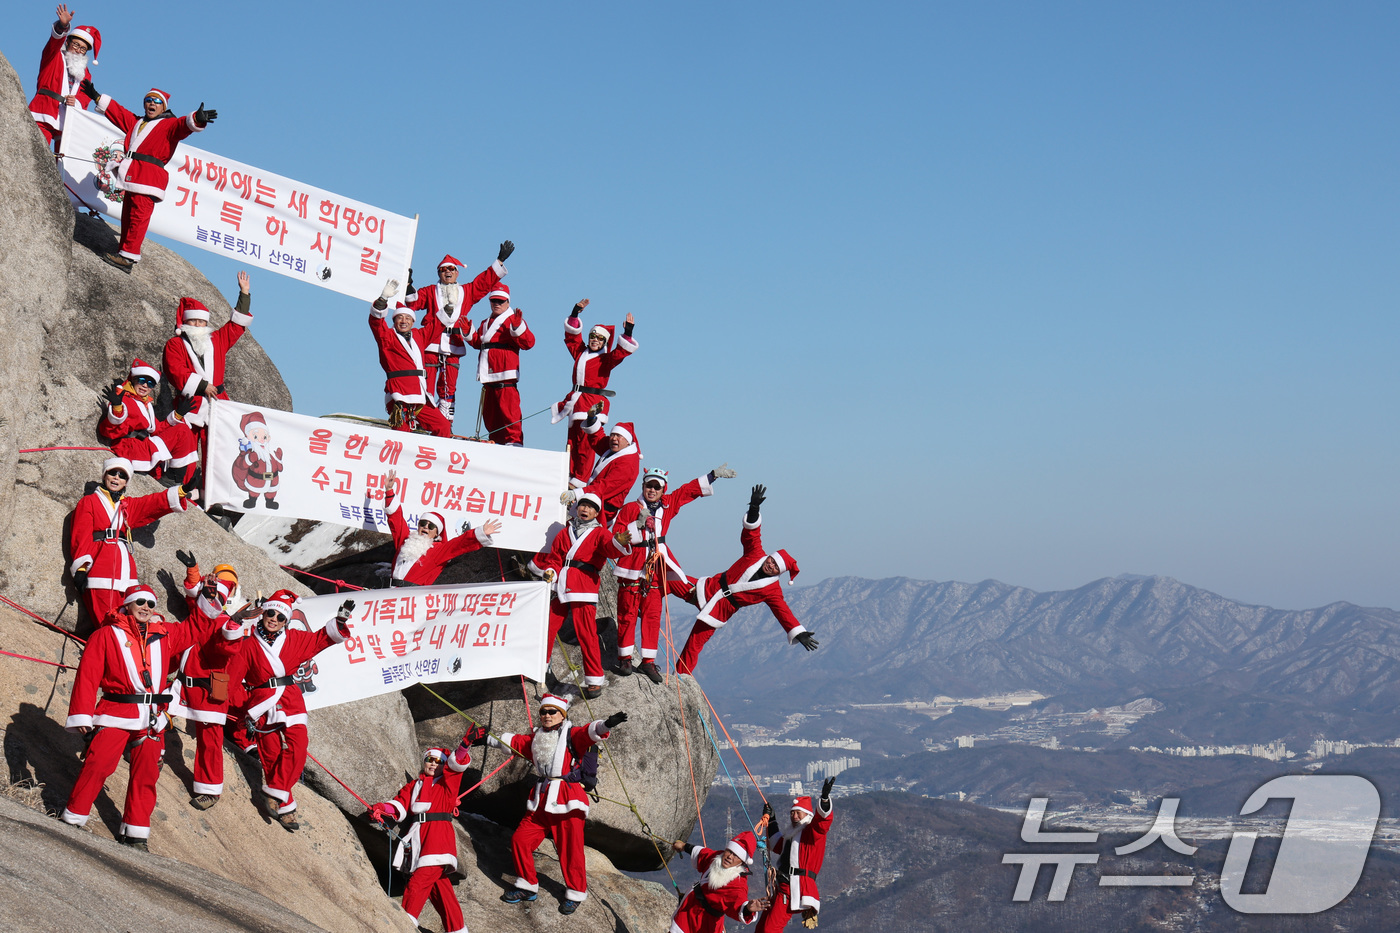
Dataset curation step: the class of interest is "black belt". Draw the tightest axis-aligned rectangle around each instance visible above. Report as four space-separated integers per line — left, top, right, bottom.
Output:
413 812 454 824
484 380 517 389
386 369 424 378
103 692 173 704
93 529 124 541
390 578 411 587
257 675 298 690
480 342 513 350
567 560 599 574
256 472 275 480
690 883 728 918
179 676 212 690
128 152 167 167
789 867 814 878
572 384 616 398
126 429 150 440
38 88 65 102
718 572 742 609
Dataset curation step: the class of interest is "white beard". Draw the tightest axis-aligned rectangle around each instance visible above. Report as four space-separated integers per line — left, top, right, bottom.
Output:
705 859 744 890
532 725 563 777
182 324 214 356
440 283 463 318
791 813 813 831
248 440 271 460
394 531 434 578
64 49 88 81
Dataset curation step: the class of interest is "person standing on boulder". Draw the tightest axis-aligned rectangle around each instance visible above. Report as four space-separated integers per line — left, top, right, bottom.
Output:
549 301 638 485
97 358 200 485
561 417 641 523
670 830 769 933
381 469 501 585
223 590 355 831
369 280 453 437
472 693 626 915
78 77 216 273
465 280 535 445
30 5 101 149
756 780 836 933
161 272 254 445
366 726 487 933
61 583 220 850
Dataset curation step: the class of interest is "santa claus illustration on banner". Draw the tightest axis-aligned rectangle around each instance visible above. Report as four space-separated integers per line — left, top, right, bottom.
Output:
231 411 283 510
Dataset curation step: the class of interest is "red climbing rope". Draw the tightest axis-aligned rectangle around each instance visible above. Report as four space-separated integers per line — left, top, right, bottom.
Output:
0 594 86 645
278 565 366 592
0 648 71 671
457 756 515 802
17 446 109 454
305 750 374 809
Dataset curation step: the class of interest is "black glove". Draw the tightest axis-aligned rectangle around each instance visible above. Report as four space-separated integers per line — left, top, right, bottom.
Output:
79 78 99 101
795 632 820 652
623 319 635 338
497 240 515 263
337 599 356 619
762 801 774 821
571 301 587 319
173 393 194 416
821 776 836 800
603 711 628 729
195 102 217 126
464 724 488 746
100 380 124 408
180 467 202 499
73 567 88 590
176 549 197 568
747 484 766 522
406 268 414 293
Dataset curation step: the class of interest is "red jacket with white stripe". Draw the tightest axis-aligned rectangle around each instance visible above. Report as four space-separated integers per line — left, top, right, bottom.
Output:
69 486 190 592
29 23 94 131
168 576 247 724
489 720 611 815
385 489 493 585
528 520 631 604
403 261 504 357
612 475 713 583
689 515 806 642
94 97 204 200
65 608 215 734
574 434 641 510
225 616 349 730
767 798 834 913
162 299 253 405
671 845 759 933
382 741 472 872
466 307 535 384
369 303 435 405
552 321 638 424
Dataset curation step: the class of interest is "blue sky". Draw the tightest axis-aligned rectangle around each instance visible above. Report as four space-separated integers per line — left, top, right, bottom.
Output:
11 2 1400 610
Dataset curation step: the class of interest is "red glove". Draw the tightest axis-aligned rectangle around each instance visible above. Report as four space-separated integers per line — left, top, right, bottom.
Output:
368 802 394 823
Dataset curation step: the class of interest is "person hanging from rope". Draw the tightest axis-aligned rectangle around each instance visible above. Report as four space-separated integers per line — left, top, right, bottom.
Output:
366 725 487 933
60 583 220 850
30 5 101 150
611 463 736 682
525 492 632 699
381 468 502 586
97 358 200 485
69 456 197 631
369 279 453 437
223 590 355 831
167 549 259 811
675 485 819 675
549 300 638 485
401 243 512 426
79 78 216 273
161 273 254 445
465 280 535 445
469 693 626 915
756 779 836 932
561 415 641 524
669 830 769 933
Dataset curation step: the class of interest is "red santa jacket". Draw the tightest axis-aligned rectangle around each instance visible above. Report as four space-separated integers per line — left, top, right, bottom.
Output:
403 260 504 357
369 302 435 405
69 486 190 592
528 519 631 605
65 607 215 734
162 302 253 404
613 475 713 584
225 615 348 730
672 845 758 933
573 431 641 510
95 97 204 200
386 488 493 585
382 743 472 872
231 440 283 495
489 720 611 815
168 575 246 724
467 307 535 384
30 23 94 130
551 321 638 425
767 797 834 912
689 515 807 642
97 393 186 461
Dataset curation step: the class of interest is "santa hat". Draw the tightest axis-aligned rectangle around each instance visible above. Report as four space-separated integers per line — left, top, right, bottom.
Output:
610 422 636 447
102 456 133 479
145 88 170 107
177 297 210 326
772 549 801 584
438 254 462 270
122 584 156 605
486 283 510 302
422 746 449 764
790 796 815 817
588 324 614 346
391 301 414 320
128 358 160 383
642 468 669 488
725 831 757 866
576 492 603 512
262 588 298 619
419 510 448 537
239 411 266 435
69 25 102 63
539 693 571 714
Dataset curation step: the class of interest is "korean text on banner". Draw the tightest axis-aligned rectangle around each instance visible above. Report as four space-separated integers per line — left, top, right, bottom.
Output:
204 400 568 553
56 105 415 301
284 582 549 710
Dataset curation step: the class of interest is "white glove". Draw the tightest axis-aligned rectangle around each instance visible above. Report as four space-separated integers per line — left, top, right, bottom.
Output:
380 279 400 301
712 462 737 479
560 490 577 506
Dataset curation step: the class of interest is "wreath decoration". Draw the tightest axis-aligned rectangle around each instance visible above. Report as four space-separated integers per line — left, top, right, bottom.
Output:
92 143 126 202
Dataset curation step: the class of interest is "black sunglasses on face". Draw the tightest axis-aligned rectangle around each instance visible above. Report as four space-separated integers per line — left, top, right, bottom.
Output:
133 376 157 387
130 599 156 608
263 610 287 623
105 469 128 478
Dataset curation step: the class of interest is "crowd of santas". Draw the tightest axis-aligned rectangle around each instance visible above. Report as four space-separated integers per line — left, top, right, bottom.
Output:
34 5 834 931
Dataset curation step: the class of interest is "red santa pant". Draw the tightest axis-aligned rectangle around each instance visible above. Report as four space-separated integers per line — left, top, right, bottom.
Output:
393 402 454 438
37 122 60 148
482 382 524 445
566 423 600 486
63 726 164 839
79 586 125 633
511 807 589 901
676 620 720 675
118 191 158 261
109 422 199 484
402 864 465 932
255 723 308 813
433 356 463 406
191 718 227 796
548 599 605 687
755 885 805 933
618 575 694 661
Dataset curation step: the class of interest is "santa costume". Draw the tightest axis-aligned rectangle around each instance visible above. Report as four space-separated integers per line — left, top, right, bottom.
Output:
551 314 638 484
527 493 632 691
30 18 100 147
368 733 479 933
571 420 641 521
69 457 194 628
402 253 505 420
757 796 834 933
672 832 762 933
466 281 535 445
229 410 283 510
61 584 218 844
385 485 495 586
96 359 199 484
224 590 353 827
161 294 252 431
368 298 453 437
93 88 209 264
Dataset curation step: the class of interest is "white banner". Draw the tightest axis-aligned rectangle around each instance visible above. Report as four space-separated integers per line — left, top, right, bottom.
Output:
204 401 568 553
288 582 550 710
56 105 416 301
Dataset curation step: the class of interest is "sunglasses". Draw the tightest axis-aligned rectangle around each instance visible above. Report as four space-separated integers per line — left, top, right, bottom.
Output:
643 481 665 490
262 610 288 623
143 96 164 105
417 520 439 530
489 297 509 304
104 468 129 478
130 599 156 608
540 707 565 716
132 376 157 388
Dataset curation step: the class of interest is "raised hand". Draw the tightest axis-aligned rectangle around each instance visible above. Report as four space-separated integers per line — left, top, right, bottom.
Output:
338 599 356 619
821 776 836 799
175 549 198 568
79 77 98 101
380 279 400 301
571 298 589 319
795 632 820 652
57 5 75 28
711 462 737 479
237 270 250 294
603 711 628 729
194 103 217 126
100 379 124 409
481 518 503 536
497 240 515 263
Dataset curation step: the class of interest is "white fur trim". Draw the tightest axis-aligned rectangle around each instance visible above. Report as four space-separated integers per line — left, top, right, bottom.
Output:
369 303 389 320
514 878 540 893
192 780 224 795
186 112 204 133
120 822 151 839
727 840 754 864
566 887 589 902
785 625 808 645
230 308 253 327
563 318 583 336
388 800 407 821
64 714 94 733
492 258 507 277
96 93 112 112
61 807 90 827
325 612 350 645
618 334 638 354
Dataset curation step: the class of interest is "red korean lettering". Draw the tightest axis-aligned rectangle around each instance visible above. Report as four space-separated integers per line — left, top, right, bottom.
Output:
449 624 469 648
177 155 203 182
410 629 424 652
509 494 533 519
254 179 277 208
473 622 491 647
495 593 518 616
464 488 485 514
460 594 480 616
333 469 353 494
360 247 381 275
397 597 417 622
389 631 409 657
366 473 385 501
442 485 464 511
265 215 288 246
229 171 254 200
344 434 369 460
424 595 440 623
375 599 398 626
308 428 334 455
287 190 309 219
413 445 437 470
365 214 386 244
343 634 367 664
487 490 508 516
311 231 332 261
364 633 385 659
379 439 403 465
310 466 330 490
175 186 198 216
358 601 377 623
318 200 340 228
479 593 498 615
206 162 229 192
447 451 469 475
428 624 447 648
420 481 442 508
220 201 243 230
343 209 362 236
441 593 459 616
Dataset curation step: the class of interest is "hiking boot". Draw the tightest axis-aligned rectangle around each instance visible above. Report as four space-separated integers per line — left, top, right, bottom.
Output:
276 810 300 832
611 657 633 677
637 660 664 684
190 794 220 811
262 793 282 819
121 835 148 852
559 899 581 915
102 253 134 273
582 684 603 700
501 889 537 904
